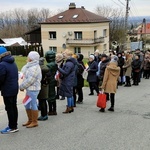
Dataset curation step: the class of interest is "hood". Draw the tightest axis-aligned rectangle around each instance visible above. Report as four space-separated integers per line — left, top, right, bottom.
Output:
66 57 77 65
45 50 56 63
77 53 84 61
107 62 120 76
1 52 15 64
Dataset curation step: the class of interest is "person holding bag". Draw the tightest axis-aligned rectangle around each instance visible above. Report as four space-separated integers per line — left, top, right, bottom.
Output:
100 55 120 112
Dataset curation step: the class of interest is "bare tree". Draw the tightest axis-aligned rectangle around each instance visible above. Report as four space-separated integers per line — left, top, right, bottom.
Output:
95 5 126 49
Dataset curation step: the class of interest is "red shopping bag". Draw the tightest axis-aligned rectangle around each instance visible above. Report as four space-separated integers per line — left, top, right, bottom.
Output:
97 93 106 108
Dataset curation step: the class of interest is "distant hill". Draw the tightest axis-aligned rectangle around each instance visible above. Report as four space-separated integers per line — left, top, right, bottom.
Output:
128 16 150 25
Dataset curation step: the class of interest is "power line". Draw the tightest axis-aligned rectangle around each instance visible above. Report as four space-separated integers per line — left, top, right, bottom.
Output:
118 0 125 6
111 0 123 7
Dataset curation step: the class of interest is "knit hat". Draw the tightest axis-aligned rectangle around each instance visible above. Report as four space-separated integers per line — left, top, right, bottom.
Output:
0 47 7 55
39 57 45 65
28 51 40 61
89 54 95 60
110 55 118 62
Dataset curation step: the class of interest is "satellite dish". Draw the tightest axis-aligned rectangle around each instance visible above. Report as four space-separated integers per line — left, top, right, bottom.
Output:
62 43 66 49
68 31 72 36
62 33 67 38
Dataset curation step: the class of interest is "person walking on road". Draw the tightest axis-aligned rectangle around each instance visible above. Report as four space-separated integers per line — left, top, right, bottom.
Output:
100 55 120 112
20 51 42 128
0 47 19 134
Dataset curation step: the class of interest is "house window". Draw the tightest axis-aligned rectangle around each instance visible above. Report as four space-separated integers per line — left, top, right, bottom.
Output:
74 32 82 39
49 31 56 39
103 29 107 37
74 47 81 54
49 46 57 52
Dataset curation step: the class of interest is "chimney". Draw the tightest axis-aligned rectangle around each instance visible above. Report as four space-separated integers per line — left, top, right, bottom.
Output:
69 3 76 9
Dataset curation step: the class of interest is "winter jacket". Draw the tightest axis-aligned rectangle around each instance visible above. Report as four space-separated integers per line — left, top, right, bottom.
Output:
20 60 42 91
38 64 49 100
58 57 76 97
99 58 110 80
87 60 98 82
131 59 141 72
0 52 18 97
143 57 150 70
101 62 120 93
123 58 132 77
45 50 57 102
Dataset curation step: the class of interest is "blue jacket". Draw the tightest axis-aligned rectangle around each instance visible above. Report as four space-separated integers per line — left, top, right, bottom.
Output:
0 52 19 97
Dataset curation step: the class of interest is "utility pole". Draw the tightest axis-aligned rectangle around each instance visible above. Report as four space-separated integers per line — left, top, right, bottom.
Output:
124 0 130 51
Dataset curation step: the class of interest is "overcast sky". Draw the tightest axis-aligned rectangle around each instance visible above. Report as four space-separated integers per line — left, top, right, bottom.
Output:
0 0 149 17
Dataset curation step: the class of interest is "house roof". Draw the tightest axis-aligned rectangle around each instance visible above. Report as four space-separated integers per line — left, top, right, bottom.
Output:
41 3 110 24
25 27 41 35
137 23 150 34
0 37 27 46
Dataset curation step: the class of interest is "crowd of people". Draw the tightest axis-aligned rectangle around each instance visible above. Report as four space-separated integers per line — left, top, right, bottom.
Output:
0 46 150 134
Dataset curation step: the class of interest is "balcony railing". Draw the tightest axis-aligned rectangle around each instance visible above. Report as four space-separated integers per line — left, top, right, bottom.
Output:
66 37 104 45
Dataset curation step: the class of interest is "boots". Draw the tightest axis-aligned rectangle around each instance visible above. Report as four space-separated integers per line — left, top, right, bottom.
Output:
48 101 57 115
70 107 74 112
26 110 38 128
63 106 72 114
108 107 114 112
22 109 32 126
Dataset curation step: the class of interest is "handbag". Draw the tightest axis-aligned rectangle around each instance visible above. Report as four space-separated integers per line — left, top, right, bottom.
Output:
82 69 88 80
96 93 106 108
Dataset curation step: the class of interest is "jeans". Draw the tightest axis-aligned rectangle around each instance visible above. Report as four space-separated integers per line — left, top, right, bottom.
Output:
3 95 18 129
67 97 74 107
25 90 39 110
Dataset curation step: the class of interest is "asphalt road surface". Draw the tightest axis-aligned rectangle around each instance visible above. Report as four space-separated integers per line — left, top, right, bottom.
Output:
0 78 150 150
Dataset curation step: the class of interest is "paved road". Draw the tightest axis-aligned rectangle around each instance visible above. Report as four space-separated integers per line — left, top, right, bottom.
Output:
0 78 150 150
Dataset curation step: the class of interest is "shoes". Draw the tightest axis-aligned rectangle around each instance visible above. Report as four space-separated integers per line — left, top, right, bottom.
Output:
108 107 114 112
38 115 48 121
99 108 105 112
76 101 83 104
124 84 131 87
89 93 94 96
1 126 19 134
48 112 57 115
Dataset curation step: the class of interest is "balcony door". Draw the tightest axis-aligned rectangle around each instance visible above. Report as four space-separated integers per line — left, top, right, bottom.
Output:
74 32 82 39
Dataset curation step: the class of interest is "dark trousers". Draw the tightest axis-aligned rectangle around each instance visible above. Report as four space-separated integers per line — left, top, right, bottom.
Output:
48 101 57 112
105 93 115 107
144 70 150 79
39 99 47 117
125 76 131 85
133 71 140 85
3 95 18 129
73 87 76 106
76 87 83 102
89 82 99 94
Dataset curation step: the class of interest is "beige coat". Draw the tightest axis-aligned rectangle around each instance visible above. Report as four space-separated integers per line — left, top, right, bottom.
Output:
123 58 132 77
101 62 120 93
